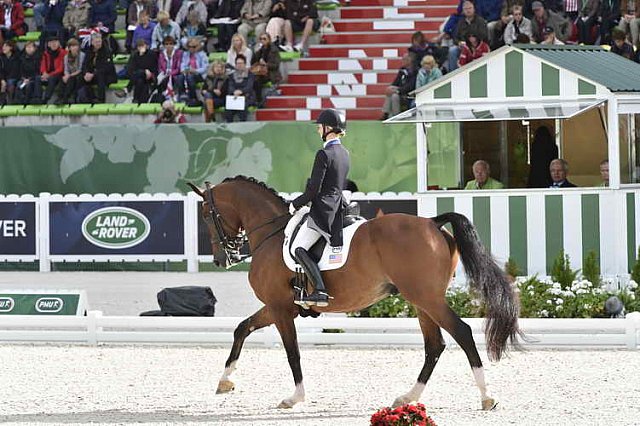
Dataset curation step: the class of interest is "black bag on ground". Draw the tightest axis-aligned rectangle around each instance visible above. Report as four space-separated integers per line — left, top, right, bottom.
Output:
140 286 217 316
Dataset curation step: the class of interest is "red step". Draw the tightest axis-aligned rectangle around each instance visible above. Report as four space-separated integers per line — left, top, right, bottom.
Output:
287 71 397 84
308 45 406 58
322 31 429 44
256 108 383 121
265 96 385 109
343 0 454 6
333 20 441 32
299 58 403 71
340 6 454 19
279 84 389 96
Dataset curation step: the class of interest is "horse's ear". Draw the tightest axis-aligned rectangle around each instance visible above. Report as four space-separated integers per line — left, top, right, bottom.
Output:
187 182 205 198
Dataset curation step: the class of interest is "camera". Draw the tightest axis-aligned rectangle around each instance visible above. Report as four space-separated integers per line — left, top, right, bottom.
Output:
161 108 176 122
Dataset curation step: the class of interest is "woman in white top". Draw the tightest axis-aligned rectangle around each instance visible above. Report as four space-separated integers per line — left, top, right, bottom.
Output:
226 33 252 72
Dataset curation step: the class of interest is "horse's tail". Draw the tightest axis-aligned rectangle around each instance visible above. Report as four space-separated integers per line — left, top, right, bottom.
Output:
432 212 520 361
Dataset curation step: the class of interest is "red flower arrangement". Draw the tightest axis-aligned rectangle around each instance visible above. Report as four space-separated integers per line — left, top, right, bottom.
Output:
370 402 437 426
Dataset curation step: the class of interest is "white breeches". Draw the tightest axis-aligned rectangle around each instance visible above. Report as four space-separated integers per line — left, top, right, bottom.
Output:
291 219 322 251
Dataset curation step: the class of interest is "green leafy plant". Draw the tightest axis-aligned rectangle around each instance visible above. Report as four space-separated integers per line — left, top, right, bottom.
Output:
631 246 640 284
551 250 579 289
351 294 417 318
582 251 601 286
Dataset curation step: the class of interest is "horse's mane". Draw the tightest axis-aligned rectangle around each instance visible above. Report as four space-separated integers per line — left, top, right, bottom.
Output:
222 175 287 205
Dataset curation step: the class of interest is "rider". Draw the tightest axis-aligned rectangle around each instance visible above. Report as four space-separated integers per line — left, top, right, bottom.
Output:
289 109 351 307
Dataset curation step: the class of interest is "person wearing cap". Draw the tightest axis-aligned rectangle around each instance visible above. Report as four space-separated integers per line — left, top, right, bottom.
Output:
458 30 491 66
448 0 488 72
503 4 533 45
540 25 565 44
38 34 67 103
617 0 640 49
289 108 350 307
530 0 570 43
127 37 157 103
59 37 85 104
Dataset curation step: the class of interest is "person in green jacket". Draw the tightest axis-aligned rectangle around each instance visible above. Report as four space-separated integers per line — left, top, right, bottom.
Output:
464 160 504 190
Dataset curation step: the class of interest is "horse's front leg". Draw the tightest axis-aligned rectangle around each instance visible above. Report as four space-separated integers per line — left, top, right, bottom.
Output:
217 306 272 393
273 311 305 408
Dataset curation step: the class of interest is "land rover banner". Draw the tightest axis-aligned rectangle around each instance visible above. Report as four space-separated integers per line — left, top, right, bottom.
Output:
49 201 184 255
0 201 37 256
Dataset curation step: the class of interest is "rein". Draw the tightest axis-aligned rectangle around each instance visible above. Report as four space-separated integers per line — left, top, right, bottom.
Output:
204 182 288 267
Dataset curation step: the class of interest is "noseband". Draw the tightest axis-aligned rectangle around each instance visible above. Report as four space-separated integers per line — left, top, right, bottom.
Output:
204 182 288 267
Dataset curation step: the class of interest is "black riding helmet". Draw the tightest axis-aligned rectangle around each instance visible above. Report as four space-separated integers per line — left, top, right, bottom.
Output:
315 109 346 141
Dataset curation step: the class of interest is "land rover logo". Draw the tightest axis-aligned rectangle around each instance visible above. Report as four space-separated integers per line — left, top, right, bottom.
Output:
81 207 151 249
0 297 15 312
35 297 63 313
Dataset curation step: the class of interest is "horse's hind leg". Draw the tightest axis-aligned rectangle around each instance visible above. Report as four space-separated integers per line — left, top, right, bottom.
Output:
217 306 273 393
392 309 445 407
423 300 497 411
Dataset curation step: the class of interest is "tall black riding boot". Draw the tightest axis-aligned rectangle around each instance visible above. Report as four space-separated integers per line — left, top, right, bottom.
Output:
294 247 330 307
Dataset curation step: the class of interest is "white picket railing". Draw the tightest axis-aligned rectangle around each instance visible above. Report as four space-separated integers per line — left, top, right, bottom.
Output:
0 312 639 349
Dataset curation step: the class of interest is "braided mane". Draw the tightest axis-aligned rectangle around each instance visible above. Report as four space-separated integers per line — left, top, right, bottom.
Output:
222 175 287 205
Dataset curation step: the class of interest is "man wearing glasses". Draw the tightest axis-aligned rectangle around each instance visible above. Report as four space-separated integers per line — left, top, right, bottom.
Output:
237 0 271 43
177 37 208 103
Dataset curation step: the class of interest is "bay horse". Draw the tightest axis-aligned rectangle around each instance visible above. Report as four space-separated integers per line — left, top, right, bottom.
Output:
188 176 520 410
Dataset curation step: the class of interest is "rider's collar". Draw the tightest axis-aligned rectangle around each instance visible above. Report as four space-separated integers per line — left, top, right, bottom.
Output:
323 138 341 149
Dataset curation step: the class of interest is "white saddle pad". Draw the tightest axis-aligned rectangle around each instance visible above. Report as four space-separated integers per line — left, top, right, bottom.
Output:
282 207 366 272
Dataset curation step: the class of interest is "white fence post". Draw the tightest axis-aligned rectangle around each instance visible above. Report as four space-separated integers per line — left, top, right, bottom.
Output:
38 193 51 272
625 312 640 349
186 192 199 273
87 310 103 346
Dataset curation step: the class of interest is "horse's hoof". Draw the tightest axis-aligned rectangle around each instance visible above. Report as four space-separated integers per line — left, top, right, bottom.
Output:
216 380 235 394
277 398 296 409
482 398 498 411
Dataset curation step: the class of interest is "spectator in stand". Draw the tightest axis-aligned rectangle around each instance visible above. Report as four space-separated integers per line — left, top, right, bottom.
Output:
540 25 565 43
155 99 186 122
63 0 91 39
265 0 287 49
477 0 509 49
381 53 416 120
156 0 181 20
226 32 252 69
251 31 280 105
464 160 504 189
549 159 577 188
415 55 442 91
0 0 26 43
209 0 244 52
177 36 208 103
576 0 600 44
17 41 41 104
237 0 271 43
132 10 156 48
504 5 532 44
599 159 609 187
407 31 444 70
458 31 490 66
38 34 66 103
80 32 117 103
128 38 158 103
618 0 640 48
283 0 318 52
202 59 227 121
527 125 558 188
58 37 85 103
523 0 563 17
530 1 570 43
151 10 181 50
599 0 621 44
42 0 68 42
448 1 487 72
156 35 182 99
175 0 207 28
0 40 20 104
610 27 634 59
225 53 255 122
180 10 207 50
515 32 531 42
34 0 48 31
89 0 116 34
127 0 156 51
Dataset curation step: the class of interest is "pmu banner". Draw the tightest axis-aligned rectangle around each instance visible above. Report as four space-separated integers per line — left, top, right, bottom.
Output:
0 201 37 256
50 201 184 255
196 199 418 256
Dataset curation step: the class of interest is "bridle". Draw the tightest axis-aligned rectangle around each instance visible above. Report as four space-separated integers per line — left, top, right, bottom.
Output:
203 182 289 268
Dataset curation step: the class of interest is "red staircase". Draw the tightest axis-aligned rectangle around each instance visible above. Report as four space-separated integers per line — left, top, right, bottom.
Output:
256 0 457 121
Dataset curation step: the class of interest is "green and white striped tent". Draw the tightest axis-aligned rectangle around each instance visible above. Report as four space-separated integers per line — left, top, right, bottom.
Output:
387 45 640 281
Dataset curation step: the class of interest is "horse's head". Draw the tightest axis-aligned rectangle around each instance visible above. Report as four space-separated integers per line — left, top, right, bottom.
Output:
188 181 244 268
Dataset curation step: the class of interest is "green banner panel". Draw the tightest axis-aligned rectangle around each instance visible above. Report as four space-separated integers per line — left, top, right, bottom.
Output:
0 294 80 315
0 122 417 195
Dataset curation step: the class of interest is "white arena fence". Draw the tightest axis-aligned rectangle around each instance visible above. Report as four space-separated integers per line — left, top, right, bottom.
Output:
1 312 639 349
